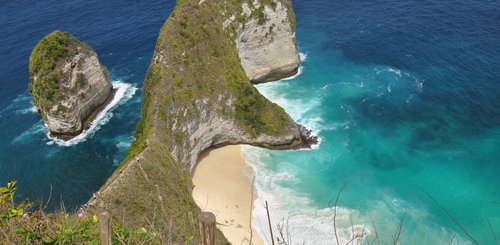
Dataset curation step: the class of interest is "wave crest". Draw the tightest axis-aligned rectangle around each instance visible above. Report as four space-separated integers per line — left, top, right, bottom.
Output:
47 81 137 146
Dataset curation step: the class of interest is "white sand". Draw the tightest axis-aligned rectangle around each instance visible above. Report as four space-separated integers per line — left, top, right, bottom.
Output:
192 145 264 245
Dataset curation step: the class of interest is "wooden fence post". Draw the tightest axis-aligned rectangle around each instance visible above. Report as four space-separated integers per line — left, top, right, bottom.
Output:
99 211 112 245
198 212 216 245
265 201 275 245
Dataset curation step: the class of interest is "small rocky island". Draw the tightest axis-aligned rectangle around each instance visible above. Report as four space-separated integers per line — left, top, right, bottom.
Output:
29 31 113 139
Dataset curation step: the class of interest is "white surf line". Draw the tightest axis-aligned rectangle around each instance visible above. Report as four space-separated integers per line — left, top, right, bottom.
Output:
280 65 304 81
47 81 137 146
240 145 370 245
278 52 308 81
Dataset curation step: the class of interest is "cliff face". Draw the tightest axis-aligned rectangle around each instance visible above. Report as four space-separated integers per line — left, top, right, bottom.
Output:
236 0 300 83
148 0 303 170
29 31 113 138
91 0 305 243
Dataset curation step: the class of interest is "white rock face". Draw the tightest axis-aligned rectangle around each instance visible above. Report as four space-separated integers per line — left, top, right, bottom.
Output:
33 43 113 138
236 1 300 83
168 96 302 170
47 49 112 136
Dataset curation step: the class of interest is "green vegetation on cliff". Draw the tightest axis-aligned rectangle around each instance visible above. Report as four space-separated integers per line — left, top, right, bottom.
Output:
28 31 69 110
95 0 299 243
151 0 291 136
28 31 90 112
122 0 297 165
6 0 299 244
0 181 166 244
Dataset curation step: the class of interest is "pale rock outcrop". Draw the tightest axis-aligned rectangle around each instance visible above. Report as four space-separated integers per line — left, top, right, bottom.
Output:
29 31 113 139
236 0 300 83
46 50 113 137
171 95 302 170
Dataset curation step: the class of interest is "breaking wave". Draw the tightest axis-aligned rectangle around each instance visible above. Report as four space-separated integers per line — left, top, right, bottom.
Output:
47 81 137 146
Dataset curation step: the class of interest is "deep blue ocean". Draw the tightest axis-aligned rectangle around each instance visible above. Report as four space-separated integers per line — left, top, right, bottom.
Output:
0 0 174 210
0 0 498 244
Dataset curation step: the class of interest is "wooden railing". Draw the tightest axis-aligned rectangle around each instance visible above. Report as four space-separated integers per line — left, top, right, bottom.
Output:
198 212 216 245
98 211 112 245
97 211 217 245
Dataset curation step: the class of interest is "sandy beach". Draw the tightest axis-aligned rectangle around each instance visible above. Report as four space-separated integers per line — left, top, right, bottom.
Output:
192 145 264 245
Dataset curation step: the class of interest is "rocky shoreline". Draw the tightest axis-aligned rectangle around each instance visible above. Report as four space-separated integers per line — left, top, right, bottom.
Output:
48 88 116 141
297 125 319 148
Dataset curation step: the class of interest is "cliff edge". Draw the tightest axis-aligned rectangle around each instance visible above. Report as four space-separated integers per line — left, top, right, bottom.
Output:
29 31 113 139
90 0 308 243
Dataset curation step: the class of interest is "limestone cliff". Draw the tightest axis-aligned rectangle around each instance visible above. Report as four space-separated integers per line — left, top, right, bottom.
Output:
90 0 308 243
236 0 300 83
29 31 113 138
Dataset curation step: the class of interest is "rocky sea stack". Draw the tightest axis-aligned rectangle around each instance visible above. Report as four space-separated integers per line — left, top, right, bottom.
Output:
29 31 113 139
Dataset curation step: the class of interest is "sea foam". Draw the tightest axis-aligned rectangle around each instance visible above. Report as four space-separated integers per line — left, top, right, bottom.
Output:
246 58 464 243
12 121 46 143
0 93 36 120
241 146 371 244
47 81 137 146
279 52 308 81
243 144 468 244
255 81 324 149
281 66 304 81
14 104 38 115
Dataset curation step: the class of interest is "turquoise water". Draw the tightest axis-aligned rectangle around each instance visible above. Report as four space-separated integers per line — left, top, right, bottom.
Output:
244 1 500 244
0 0 498 243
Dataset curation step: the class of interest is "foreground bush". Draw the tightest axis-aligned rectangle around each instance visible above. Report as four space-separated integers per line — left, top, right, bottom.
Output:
0 181 163 244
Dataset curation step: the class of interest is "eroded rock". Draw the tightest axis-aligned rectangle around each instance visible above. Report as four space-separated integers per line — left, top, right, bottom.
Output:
29 31 113 139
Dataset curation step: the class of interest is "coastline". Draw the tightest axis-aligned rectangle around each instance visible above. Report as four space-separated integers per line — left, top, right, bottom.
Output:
192 145 264 245
49 88 117 141
47 82 136 146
